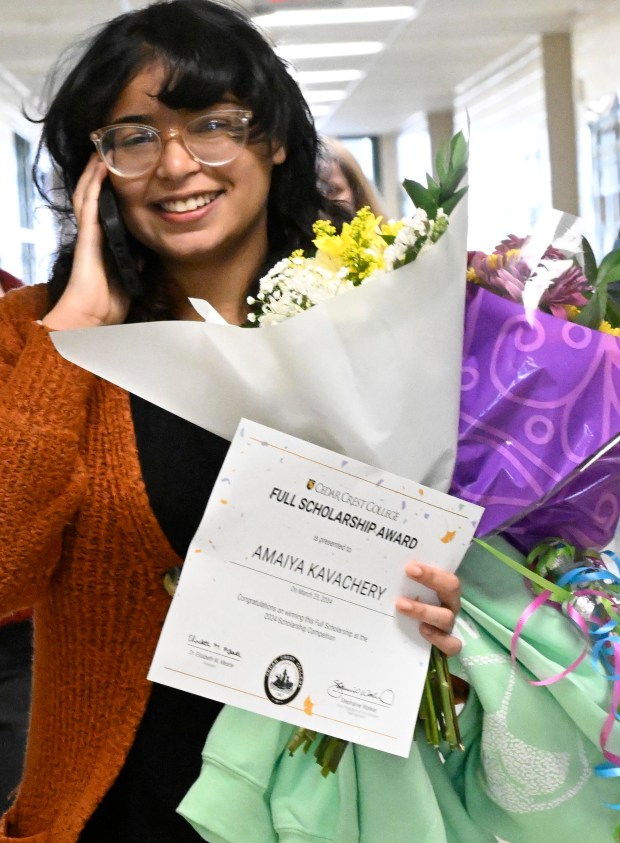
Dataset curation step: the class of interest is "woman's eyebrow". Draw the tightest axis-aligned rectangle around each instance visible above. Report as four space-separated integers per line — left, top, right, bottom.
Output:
107 113 155 125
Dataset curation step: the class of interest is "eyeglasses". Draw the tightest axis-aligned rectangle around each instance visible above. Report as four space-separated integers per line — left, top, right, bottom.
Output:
90 108 253 178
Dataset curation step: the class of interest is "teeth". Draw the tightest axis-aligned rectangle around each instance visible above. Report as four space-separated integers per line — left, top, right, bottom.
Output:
160 193 218 213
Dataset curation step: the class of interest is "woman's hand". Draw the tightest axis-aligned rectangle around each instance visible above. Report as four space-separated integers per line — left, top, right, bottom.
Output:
396 562 462 657
42 156 131 330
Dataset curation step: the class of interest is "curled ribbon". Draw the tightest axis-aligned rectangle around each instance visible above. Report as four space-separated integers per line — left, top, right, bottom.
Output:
474 539 620 815
520 561 620 802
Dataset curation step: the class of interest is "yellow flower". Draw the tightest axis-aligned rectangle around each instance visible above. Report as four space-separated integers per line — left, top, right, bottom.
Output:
314 231 346 261
598 320 620 336
380 219 404 239
347 207 382 241
565 305 581 321
313 219 337 238
312 207 389 283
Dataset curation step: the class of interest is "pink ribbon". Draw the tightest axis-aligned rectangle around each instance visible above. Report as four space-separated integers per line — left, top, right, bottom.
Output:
511 573 620 797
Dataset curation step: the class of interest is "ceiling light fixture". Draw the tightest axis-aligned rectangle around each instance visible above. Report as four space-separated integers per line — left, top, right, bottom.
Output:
295 69 364 84
301 89 347 104
309 104 334 119
254 6 417 27
277 41 383 60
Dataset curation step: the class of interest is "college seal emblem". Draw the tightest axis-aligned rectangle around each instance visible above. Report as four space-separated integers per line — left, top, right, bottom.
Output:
264 654 303 705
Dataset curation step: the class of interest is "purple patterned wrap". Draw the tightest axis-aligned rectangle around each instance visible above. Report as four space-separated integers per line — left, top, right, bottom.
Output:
450 284 620 550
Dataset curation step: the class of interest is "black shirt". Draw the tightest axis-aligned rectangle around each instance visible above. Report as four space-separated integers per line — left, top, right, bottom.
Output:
79 395 230 842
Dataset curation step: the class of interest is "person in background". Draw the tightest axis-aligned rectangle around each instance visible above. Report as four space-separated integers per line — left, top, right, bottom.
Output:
318 135 387 218
0 269 32 817
0 1 463 840
0 269 23 297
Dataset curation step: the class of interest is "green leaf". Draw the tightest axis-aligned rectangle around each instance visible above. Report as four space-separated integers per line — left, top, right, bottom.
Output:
402 131 469 220
426 173 440 192
441 185 469 216
605 289 620 326
439 170 466 198
574 291 606 328
435 147 448 182
402 178 436 217
596 248 620 285
450 131 468 166
581 236 598 286
603 268 620 286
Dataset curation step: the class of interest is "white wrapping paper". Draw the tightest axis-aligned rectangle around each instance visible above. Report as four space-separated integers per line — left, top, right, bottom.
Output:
52 201 467 492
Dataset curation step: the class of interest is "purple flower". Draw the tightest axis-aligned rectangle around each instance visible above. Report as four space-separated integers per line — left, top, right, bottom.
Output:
468 235 591 316
538 265 590 318
467 245 532 303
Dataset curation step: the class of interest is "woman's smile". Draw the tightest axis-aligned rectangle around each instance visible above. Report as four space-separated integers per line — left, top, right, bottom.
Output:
156 190 224 216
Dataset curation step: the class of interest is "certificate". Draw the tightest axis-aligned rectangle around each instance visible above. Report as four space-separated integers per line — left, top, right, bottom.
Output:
148 419 483 756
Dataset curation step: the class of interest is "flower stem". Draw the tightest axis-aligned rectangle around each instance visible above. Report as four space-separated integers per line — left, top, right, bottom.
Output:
420 655 440 747
431 646 464 750
287 645 463 775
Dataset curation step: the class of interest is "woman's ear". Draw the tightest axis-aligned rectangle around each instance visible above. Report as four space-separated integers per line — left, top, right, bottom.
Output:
271 144 287 165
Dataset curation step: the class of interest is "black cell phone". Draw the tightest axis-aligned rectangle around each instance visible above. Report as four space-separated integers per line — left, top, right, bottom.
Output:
98 180 144 299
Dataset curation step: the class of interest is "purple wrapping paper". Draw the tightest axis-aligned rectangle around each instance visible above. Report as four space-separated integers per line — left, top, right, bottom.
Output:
450 284 620 549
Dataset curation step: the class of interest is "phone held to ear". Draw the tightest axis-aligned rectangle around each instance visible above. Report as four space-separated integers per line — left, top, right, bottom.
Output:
98 181 144 299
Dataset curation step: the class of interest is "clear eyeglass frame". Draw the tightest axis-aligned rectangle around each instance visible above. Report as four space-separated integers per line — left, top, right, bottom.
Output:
89 108 253 178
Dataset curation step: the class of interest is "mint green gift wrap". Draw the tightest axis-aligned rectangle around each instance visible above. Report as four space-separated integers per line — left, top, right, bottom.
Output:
177 536 619 842
178 704 494 843
444 536 619 842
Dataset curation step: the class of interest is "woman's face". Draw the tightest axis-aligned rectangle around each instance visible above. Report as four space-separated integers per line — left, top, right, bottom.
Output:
105 62 285 273
321 159 355 213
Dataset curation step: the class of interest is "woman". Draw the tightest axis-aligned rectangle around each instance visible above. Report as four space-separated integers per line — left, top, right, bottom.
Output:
0 1 463 840
318 136 387 218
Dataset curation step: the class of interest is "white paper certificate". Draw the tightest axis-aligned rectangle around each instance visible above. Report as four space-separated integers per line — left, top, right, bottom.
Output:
148 419 483 757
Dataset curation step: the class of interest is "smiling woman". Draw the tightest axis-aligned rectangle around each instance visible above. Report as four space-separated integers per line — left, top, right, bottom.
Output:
0 1 467 842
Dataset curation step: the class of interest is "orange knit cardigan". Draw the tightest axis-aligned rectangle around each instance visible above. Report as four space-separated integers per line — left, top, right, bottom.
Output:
0 285 182 841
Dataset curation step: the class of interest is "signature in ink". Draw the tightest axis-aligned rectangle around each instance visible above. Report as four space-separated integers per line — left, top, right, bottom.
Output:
328 679 394 707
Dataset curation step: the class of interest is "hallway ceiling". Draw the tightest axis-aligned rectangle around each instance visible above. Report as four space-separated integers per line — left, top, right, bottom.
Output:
0 0 608 136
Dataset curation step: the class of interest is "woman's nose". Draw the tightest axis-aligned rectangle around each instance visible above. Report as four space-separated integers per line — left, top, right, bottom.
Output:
155 134 202 180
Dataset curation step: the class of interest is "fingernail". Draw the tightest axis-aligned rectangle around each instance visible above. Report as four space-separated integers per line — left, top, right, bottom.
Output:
396 597 415 612
407 564 422 578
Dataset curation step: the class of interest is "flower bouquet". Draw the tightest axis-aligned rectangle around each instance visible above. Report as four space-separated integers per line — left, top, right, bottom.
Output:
449 222 620 840
454 217 620 546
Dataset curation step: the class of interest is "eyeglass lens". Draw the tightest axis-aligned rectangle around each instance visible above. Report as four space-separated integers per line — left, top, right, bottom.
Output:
97 111 250 176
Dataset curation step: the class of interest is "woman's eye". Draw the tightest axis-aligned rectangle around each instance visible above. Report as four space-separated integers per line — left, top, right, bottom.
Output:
117 130 156 149
192 118 229 135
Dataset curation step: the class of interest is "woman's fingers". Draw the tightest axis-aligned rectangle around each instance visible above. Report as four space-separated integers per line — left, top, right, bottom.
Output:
43 157 130 329
395 595 455 632
420 624 462 657
396 561 463 656
404 562 461 614
73 156 107 230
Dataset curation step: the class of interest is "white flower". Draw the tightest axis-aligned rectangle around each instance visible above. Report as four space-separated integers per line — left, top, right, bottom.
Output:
249 255 356 326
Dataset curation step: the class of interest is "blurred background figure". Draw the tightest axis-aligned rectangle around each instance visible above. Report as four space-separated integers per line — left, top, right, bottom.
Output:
319 136 387 218
0 269 23 298
0 258 31 816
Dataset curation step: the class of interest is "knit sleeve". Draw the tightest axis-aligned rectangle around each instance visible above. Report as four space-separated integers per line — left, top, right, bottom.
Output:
0 286 95 617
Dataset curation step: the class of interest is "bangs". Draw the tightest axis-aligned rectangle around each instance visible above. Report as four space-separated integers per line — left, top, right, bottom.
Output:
153 48 250 113
133 3 285 139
